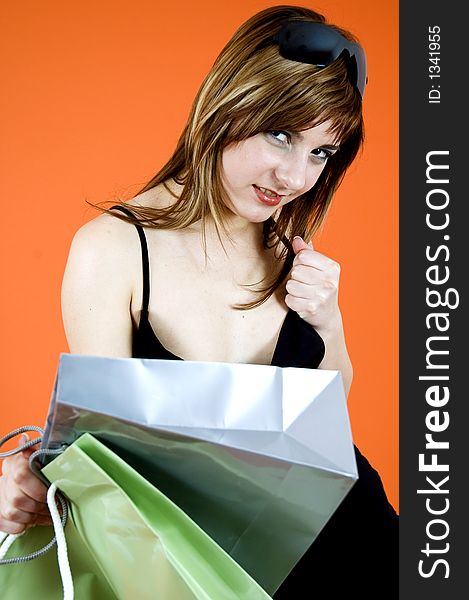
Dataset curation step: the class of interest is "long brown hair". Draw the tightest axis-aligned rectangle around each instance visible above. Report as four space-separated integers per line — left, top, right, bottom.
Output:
105 5 365 308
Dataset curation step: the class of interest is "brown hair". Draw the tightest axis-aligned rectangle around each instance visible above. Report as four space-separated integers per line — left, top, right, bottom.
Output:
106 5 364 308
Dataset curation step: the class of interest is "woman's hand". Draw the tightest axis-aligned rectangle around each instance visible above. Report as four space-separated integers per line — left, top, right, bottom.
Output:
285 236 341 333
285 236 353 396
0 435 51 534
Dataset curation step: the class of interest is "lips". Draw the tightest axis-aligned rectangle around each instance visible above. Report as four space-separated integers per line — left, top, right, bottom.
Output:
253 185 284 207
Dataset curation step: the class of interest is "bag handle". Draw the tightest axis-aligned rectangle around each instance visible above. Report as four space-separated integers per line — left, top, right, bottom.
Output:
0 425 44 456
0 427 74 599
0 426 69 562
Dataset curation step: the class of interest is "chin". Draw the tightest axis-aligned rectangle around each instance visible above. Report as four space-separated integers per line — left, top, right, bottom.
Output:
240 209 275 224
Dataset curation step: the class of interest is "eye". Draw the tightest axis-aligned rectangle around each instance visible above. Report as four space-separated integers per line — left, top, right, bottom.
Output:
310 147 337 163
267 130 291 144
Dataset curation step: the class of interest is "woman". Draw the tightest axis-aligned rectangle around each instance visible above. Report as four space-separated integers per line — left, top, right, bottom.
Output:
0 5 397 597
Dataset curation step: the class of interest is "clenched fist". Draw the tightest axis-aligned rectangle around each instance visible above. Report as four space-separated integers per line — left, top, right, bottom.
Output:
0 434 51 534
285 236 341 332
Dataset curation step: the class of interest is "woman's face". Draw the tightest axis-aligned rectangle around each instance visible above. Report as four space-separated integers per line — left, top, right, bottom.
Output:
221 120 339 224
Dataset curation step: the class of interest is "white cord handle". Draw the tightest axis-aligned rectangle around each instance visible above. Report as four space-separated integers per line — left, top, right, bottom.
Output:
0 532 23 560
0 427 74 599
47 483 74 600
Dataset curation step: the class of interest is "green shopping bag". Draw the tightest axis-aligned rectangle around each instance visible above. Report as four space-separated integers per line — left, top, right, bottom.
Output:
0 433 271 599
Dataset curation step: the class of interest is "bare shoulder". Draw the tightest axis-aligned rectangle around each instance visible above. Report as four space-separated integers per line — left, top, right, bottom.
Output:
63 209 142 305
61 210 142 356
68 209 139 268
65 179 177 278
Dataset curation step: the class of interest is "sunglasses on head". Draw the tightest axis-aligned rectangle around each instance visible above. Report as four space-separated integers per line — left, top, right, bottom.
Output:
270 21 368 99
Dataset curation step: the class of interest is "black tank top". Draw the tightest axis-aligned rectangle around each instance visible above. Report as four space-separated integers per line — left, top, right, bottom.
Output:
111 205 399 599
112 205 326 368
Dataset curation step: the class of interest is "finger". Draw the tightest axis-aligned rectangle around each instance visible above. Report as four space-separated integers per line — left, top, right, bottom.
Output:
286 279 322 299
290 264 325 285
2 433 40 464
292 236 311 255
34 514 53 527
3 456 48 504
3 488 50 516
285 294 326 324
19 433 42 456
293 250 339 272
14 472 48 504
19 433 29 446
290 271 338 294
292 235 315 252
285 293 314 313
0 509 52 534
0 517 28 535
0 502 40 526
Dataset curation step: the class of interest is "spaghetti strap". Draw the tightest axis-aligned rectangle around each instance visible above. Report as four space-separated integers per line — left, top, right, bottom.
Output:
110 205 150 314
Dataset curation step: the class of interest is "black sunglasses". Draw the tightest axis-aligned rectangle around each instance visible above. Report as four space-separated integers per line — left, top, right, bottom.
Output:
270 21 368 99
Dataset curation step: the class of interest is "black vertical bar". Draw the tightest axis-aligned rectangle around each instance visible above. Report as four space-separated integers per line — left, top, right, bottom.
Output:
400 1 467 598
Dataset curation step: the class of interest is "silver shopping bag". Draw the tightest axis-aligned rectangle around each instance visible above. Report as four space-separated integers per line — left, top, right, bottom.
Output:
41 354 357 594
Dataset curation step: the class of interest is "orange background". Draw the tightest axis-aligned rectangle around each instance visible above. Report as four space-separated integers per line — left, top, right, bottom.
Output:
0 1 398 510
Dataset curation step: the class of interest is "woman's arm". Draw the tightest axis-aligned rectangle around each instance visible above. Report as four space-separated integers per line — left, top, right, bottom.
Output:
61 213 137 356
0 213 138 533
314 313 353 396
285 236 353 397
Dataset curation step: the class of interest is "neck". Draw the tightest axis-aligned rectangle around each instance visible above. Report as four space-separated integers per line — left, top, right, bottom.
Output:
162 178 266 248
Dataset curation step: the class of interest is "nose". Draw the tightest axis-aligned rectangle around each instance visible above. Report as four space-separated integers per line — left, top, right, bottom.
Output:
274 152 309 192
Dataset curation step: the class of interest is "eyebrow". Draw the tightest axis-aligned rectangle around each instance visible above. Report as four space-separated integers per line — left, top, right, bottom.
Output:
290 130 340 151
